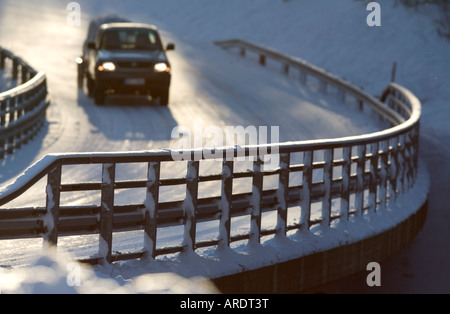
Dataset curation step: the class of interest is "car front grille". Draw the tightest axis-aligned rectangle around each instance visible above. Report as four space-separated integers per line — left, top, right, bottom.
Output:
116 61 153 69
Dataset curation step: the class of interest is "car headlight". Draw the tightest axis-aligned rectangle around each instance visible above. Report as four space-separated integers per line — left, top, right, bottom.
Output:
154 62 170 73
98 62 116 72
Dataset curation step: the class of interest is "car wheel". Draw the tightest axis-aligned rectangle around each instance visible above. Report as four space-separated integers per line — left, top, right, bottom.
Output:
77 64 84 89
157 88 169 106
87 75 95 97
94 86 105 105
77 74 83 89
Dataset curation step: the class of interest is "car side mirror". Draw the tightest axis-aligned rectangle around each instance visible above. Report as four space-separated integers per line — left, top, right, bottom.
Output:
87 42 96 50
166 43 175 51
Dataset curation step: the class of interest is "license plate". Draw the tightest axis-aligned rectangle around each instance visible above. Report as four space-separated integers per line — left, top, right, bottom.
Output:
124 78 145 86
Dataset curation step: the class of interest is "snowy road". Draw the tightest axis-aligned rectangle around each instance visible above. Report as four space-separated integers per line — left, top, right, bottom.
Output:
0 0 383 186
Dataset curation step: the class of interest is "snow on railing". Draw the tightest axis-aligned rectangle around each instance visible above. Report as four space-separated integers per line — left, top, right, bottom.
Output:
0 47 49 159
0 40 422 266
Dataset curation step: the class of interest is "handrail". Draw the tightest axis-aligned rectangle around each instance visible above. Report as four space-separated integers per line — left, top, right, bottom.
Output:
0 47 50 159
0 40 423 267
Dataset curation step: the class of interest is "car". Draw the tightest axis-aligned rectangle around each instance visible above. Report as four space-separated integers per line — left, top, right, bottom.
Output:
77 16 175 106
77 14 131 87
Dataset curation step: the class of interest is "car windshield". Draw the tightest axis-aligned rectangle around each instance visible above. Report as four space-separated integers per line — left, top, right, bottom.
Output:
100 28 160 50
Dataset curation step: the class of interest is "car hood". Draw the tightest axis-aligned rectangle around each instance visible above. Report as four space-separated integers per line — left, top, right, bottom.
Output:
98 50 168 63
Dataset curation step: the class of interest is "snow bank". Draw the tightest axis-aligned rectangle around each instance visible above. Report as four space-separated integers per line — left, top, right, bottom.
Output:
0 248 219 294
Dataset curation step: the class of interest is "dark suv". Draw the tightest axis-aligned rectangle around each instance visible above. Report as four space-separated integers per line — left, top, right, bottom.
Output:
77 16 175 106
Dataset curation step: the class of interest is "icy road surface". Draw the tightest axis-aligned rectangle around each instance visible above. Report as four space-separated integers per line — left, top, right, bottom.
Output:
0 1 384 184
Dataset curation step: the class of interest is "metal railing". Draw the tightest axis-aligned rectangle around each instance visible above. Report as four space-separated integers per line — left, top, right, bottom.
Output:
0 40 422 266
0 47 49 159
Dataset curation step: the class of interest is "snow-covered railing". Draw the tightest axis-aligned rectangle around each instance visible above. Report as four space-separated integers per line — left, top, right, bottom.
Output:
0 41 422 267
0 47 49 159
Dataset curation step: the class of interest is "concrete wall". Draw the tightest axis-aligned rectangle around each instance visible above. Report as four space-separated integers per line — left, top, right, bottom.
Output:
212 200 428 294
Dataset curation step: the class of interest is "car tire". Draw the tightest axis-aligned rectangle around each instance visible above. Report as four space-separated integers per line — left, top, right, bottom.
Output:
77 63 84 89
77 75 83 89
94 86 105 105
157 88 169 106
87 75 95 97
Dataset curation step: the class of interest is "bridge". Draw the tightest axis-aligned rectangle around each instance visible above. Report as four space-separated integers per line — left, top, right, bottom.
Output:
0 37 429 293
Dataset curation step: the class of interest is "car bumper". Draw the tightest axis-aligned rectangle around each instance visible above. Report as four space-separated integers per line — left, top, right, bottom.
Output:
96 70 171 94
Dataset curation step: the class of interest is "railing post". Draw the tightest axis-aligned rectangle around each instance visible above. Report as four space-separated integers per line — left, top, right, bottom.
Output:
10 96 16 122
379 140 389 211
300 150 313 232
340 146 351 222
355 145 366 217
6 98 15 154
99 163 115 263
15 95 23 149
277 153 290 237
398 134 406 194
259 54 266 66
412 126 420 179
183 160 199 252
29 89 38 113
7 134 15 155
369 142 379 214
0 99 5 159
322 148 333 227
12 57 18 80
143 161 160 259
358 99 364 111
0 99 5 126
44 162 62 246
0 49 5 69
219 160 233 249
0 136 4 159
21 65 28 84
388 137 399 204
250 157 263 244
406 134 413 188
406 130 416 188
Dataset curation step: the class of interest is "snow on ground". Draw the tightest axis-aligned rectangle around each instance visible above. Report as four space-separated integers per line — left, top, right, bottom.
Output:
0 0 448 293
0 247 219 294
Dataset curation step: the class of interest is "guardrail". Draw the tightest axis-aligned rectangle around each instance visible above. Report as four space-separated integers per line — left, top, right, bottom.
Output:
0 47 49 159
216 39 414 124
0 40 422 267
